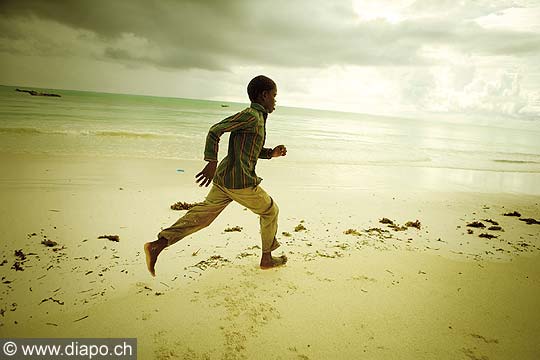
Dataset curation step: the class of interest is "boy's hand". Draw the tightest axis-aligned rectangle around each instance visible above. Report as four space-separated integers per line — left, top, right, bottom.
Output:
271 145 287 158
196 161 217 187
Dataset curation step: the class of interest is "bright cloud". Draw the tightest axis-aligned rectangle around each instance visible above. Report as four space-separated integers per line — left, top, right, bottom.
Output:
352 0 413 23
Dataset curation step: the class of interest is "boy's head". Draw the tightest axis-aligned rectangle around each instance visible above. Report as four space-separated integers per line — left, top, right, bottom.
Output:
247 75 277 113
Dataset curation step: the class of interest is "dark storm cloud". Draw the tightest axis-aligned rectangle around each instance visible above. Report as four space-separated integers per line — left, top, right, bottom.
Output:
1 0 539 71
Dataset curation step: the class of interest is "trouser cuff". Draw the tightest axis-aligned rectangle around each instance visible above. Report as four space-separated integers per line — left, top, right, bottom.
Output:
264 238 281 253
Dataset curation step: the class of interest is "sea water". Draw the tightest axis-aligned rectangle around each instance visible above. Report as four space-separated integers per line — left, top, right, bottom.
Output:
1 85 539 194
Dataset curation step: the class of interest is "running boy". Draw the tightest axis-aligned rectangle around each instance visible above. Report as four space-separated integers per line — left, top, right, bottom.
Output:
144 75 287 276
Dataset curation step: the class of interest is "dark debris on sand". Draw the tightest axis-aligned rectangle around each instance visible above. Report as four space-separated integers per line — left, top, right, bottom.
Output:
467 221 485 228
389 224 408 231
39 297 65 305
503 211 521 217
14 250 26 261
405 220 422 230
479 233 498 239
236 252 255 259
379 218 422 231
11 262 24 271
98 235 119 242
519 218 540 225
366 227 390 234
224 226 242 232
170 201 197 211
11 249 29 271
191 255 230 271
41 239 58 247
344 229 362 236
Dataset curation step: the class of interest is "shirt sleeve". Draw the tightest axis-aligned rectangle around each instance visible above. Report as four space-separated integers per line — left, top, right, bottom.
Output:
258 147 273 159
204 110 257 161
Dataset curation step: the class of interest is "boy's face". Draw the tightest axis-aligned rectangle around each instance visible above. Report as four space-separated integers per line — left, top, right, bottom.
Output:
260 87 277 113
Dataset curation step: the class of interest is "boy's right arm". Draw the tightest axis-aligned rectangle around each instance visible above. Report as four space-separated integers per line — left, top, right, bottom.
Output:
203 111 257 162
197 110 257 187
195 160 217 187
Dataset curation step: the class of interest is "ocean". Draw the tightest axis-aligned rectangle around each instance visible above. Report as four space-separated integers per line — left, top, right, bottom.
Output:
1 84 539 194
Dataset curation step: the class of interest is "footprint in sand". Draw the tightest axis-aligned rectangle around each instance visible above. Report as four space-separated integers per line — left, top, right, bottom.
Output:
288 347 310 359
203 276 291 358
152 331 211 360
470 333 499 344
462 347 490 360
135 282 158 296
349 275 377 282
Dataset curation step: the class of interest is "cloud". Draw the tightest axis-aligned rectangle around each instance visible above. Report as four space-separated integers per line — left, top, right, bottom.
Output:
458 70 529 115
1 0 539 72
0 0 539 119
400 65 534 116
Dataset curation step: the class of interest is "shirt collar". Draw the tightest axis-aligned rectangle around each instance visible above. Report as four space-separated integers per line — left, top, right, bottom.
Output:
250 102 267 114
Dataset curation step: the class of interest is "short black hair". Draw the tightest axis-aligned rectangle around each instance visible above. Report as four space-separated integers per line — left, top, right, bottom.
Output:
247 75 276 102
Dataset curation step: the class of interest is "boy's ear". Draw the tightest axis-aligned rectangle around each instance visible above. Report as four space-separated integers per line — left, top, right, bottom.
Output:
259 92 265 101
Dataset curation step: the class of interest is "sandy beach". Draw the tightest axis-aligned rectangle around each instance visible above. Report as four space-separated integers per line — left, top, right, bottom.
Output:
1 152 539 359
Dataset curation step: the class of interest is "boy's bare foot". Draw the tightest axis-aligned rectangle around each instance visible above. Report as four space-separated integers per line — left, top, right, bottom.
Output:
144 237 168 277
260 253 287 269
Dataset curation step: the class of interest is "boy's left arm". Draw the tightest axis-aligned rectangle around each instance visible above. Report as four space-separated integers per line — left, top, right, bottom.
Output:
259 145 287 159
259 147 273 159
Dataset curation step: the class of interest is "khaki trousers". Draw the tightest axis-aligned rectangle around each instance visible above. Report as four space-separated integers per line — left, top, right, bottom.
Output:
158 184 280 253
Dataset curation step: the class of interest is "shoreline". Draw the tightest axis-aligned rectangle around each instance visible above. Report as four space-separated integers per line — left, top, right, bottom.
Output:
1 151 540 195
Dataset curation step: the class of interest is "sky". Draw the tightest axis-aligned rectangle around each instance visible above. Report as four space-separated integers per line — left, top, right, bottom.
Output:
1 0 539 119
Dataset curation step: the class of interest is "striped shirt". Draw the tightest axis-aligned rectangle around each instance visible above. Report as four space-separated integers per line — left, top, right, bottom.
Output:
204 102 273 189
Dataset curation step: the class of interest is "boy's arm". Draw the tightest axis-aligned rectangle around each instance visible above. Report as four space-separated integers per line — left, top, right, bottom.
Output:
195 160 217 187
204 111 257 161
259 145 287 159
258 147 273 159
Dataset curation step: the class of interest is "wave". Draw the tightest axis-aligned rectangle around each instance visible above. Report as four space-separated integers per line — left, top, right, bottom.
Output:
0 127 45 135
93 130 167 139
0 127 189 139
493 159 540 165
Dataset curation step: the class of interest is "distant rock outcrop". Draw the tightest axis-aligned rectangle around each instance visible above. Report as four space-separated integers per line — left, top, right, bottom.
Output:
16 88 61 97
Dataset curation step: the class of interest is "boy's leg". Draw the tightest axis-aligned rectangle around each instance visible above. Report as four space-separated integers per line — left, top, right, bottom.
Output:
144 185 232 276
221 185 285 268
159 185 232 246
